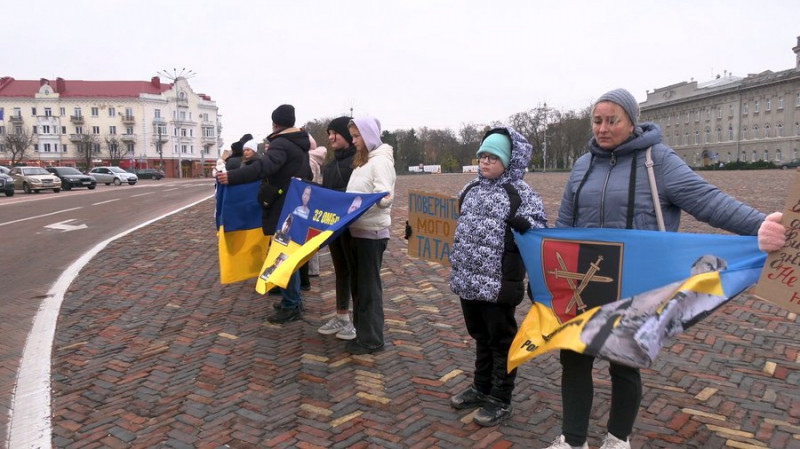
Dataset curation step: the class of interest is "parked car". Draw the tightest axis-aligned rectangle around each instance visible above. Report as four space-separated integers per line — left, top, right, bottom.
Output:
9 166 62 193
46 166 97 190
88 166 138 185
0 165 9 175
0 172 14 196
779 159 800 170
136 168 166 180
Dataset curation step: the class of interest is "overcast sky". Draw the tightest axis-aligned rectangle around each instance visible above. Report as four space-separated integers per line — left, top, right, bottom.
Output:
3 1 800 145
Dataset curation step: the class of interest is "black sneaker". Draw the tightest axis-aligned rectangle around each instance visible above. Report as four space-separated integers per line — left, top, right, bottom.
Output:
473 396 512 427
267 307 302 324
301 284 311 291
345 340 384 355
272 301 304 312
449 386 488 410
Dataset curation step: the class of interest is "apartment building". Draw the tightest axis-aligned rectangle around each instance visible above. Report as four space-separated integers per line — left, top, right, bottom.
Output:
640 36 800 168
0 75 222 178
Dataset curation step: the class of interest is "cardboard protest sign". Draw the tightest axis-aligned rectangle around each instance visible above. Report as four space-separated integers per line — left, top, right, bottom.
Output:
407 190 459 266
753 169 800 313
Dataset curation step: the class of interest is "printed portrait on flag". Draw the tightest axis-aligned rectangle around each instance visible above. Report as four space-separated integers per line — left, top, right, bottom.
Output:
508 228 766 371
255 178 387 294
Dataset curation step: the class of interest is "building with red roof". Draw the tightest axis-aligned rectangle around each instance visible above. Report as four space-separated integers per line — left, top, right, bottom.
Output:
0 75 221 178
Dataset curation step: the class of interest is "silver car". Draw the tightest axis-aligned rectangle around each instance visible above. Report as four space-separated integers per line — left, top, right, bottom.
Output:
9 166 62 193
87 166 138 185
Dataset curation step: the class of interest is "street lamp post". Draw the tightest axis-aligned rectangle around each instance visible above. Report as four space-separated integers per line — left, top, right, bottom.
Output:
157 68 195 179
542 102 548 173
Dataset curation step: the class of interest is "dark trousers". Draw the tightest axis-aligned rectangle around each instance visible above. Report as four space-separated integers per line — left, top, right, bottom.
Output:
460 299 518 404
560 349 642 446
299 263 310 288
328 230 355 311
350 237 387 349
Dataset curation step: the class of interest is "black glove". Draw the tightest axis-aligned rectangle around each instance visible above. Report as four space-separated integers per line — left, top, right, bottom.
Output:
404 220 412 240
508 216 531 234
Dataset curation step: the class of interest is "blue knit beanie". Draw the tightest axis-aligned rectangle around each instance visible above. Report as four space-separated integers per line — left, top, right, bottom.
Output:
595 88 639 125
477 133 511 168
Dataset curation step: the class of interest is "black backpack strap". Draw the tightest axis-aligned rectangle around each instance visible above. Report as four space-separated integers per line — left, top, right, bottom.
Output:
502 183 522 219
458 180 481 210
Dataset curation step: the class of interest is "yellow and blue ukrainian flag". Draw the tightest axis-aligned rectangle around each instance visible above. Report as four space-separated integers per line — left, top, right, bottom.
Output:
255 178 387 294
215 181 269 284
508 228 766 370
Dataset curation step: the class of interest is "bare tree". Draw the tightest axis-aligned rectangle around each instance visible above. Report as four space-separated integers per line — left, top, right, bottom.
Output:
105 137 123 166
302 117 335 162
76 134 100 169
2 127 35 166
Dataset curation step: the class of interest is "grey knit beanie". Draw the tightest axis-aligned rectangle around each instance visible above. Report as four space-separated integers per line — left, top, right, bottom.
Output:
595 88 639 125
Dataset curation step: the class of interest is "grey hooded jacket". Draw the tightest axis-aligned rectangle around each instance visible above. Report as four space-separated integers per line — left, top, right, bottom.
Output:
556 122 764 234
449 127 548 305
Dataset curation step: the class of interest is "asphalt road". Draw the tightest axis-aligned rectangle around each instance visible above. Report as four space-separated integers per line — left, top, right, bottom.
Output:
0 179 215 446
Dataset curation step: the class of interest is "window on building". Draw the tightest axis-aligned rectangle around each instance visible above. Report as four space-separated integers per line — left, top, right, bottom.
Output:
686 112 690 124
753 125 758 138
705 128 710 144
743 103 748 114
728 125 733 141
44 107 52 117
126 127 134 134
42 125 50 134
796 93 800 107
0 126 4 135
715 127 721 142
796 122 800 135
75 126 83 134
0 144 5 152
763 149 768 161
180 111 187 121
181 128 187 137
31 107 37 116
778 97 783 109
91 107 99 117
729 105 734 116
92 126 100 135
765 125 770 138
14 126 22 135
755 100 760 113
108 107 116 117
694 131 699 144
109 126 116 135
778 123 783 137
32 126 37 134
695 111 700 122
766 98 771 111
684 132 689 145
74 107 82 117
126 142 134 153
44 143 51 152
62 144 67 153
125 107 133 117
776 149 782 162
182 144 188 154
752 150 757 162
155 109 161 118
705 109 711 120
34 144 39 152
61 126 67 134
716 107 721 119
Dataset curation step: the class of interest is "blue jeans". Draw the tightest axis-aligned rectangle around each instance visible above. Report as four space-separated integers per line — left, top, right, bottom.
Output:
279 271 302 309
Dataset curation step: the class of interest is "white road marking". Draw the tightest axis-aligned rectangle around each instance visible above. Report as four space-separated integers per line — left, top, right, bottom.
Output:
131 192 155 198
44 219 88 232
91 199 120 206
0 207 82 228
7 195 212 449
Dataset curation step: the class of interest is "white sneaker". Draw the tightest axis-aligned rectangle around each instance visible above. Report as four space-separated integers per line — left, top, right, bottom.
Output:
599 433 630 449
318 317 348 335
335 322 356 340
544 435 588 449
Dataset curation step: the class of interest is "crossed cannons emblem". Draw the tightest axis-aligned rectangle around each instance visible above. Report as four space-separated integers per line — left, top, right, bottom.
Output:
548 253 612 314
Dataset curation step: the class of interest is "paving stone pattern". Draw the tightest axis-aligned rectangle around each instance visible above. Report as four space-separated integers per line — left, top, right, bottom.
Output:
50 171 800 448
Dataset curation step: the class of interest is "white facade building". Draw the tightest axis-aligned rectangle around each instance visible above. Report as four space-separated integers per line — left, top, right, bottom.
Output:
0 75 222 178
639 36 800 168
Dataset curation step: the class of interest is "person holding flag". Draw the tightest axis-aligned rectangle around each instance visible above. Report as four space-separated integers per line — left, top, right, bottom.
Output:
343 117 396 355
216 104 312 324
545 88 786 449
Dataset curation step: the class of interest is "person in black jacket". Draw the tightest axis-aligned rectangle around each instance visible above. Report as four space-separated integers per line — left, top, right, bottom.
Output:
216 105 312 324
224 133 253 171
316 116 358 340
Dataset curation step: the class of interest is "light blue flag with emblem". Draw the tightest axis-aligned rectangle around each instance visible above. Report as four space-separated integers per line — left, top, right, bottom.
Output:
508 228 766 370
255 178 388 294
215 181 269 284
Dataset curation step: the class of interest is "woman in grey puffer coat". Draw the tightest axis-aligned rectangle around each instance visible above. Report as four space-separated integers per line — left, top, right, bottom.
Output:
547 88 779 449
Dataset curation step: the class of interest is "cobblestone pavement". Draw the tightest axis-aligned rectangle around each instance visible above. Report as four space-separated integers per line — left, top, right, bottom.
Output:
47 170 800 448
